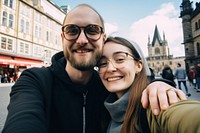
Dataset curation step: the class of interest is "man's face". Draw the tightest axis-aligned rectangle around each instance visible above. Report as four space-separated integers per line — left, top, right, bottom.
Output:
61 6 106 71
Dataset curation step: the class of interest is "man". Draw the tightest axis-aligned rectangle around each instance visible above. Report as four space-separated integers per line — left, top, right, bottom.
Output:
174 63 191 97
2 4 186 133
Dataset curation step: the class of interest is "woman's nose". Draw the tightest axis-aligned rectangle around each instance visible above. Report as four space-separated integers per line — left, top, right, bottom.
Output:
106 60 117 72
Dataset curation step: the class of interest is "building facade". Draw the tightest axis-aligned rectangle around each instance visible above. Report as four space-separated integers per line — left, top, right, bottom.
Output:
0 0 68 81
180 0 200 72
146 25 185 76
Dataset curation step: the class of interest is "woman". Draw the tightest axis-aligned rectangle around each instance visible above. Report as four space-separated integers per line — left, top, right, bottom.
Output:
97 36 200 133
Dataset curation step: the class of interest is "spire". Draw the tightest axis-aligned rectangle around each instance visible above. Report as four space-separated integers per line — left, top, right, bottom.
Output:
152 25 162 46
163 32 165 41
180 0 193 17
148 35 150 43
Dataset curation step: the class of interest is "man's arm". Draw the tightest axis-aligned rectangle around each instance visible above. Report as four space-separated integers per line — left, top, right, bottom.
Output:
2 69 48 133
141 81 186 115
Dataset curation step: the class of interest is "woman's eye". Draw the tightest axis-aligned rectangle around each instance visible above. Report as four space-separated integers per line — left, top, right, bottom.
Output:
98 62 107 68
115 58 125 63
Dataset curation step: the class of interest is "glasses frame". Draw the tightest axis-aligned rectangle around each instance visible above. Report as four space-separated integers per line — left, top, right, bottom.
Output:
62 24 104 41
97 51 140 73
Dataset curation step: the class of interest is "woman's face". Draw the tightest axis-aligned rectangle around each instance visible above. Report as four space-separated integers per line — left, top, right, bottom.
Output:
98 41 142 98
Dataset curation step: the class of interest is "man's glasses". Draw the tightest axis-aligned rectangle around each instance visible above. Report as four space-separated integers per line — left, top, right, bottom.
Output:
97 51 140 74
62 24 104 41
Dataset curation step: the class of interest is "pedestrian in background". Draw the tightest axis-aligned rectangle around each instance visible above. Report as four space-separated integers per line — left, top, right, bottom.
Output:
195 63 200 92
162 64 176 87
188 66 196 89
174 63 191 97
149 67 155 81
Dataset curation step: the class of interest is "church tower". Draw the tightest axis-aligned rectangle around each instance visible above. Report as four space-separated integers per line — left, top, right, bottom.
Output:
148 25 171 59
147 25 174 75
180 0 194 59
179 0 200 73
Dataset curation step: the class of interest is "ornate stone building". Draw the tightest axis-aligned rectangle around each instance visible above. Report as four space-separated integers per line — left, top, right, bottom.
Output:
180 0 200 72
0 0 69 77
146 25 185 76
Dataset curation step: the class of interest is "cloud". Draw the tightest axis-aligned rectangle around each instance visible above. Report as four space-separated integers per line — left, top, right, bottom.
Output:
128 2 185 57
104 23 119 36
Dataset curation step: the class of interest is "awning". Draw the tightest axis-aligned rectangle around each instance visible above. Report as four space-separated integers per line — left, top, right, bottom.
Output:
0 55 43 67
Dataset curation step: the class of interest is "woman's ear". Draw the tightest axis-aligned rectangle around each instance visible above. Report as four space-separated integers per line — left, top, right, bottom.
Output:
136 60 143 73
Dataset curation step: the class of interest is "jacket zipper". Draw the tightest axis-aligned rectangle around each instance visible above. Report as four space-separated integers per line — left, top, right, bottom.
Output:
83 91 88 133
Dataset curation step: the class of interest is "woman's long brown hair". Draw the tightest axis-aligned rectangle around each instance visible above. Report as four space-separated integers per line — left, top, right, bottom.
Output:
104 37 150 133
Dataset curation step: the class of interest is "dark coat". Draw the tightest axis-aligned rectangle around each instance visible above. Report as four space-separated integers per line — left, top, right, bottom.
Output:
2 51 110 133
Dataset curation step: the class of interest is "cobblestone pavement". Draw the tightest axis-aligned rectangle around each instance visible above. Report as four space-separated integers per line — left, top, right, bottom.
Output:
0 85 11 132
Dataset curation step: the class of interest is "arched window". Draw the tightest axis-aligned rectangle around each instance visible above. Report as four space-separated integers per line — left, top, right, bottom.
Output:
195 22 198 30
197 42 200 55
155 48 160 54
198 19 200 29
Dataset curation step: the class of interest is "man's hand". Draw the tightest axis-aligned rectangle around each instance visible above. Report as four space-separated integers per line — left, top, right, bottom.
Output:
141 81 187 115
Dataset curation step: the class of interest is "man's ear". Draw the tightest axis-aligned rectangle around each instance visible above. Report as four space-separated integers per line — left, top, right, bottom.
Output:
103 34 107 42
61 33 64 42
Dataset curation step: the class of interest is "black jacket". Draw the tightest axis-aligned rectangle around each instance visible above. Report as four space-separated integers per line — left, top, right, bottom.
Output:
162 67 176 87
2 51 110 133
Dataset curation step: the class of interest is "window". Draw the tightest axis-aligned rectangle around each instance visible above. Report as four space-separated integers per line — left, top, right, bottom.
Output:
197 43 200 56
199 19 200 29
20 19 24 32
0 37 13 51
24 43 29 54
19 42 30 54
2 11 7 26
33 45 42 57
39 27 42 38
25 21 29 34
195 22 198 30
46 31 49 41
19 42 24 53
3 0 8 6
9 0 13 8
1 37 6 49
9 14 14 28
2 11 14 28
46 50 52 58
35 25 38 37
155 48 160 54
7 39 13 50
3 0 14 8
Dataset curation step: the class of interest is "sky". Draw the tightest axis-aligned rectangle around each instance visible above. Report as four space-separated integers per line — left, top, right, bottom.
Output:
52 0 200 57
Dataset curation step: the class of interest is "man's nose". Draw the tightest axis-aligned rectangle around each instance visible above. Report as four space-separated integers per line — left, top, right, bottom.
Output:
76 29 88 45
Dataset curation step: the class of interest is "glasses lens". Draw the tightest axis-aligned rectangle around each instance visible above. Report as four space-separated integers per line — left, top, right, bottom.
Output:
85 25 102 40
97 52 130 73
113 53 127 63
98 58 108 68
63 25 80 40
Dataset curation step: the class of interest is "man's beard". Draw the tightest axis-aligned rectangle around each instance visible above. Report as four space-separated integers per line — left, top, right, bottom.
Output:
66 51 102 71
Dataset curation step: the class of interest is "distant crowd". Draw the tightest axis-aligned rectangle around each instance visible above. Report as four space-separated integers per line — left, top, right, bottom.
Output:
0 71 21 83
150 62 200 96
